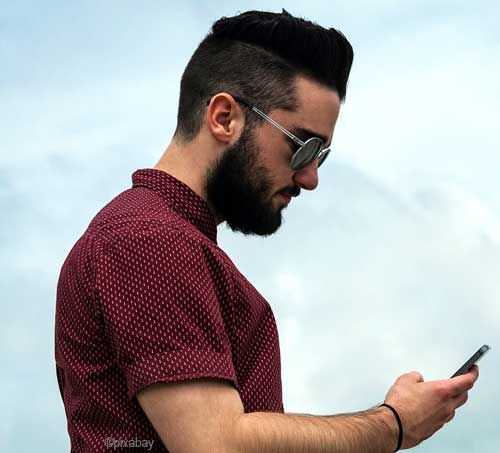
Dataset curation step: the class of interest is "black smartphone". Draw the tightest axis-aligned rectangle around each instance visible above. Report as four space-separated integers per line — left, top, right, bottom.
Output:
450 344 491 378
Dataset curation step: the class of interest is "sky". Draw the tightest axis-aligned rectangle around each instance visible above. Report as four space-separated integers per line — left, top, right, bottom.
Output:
1 1 499 451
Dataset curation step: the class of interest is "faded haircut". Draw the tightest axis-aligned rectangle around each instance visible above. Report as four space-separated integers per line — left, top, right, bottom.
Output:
174 9 354 142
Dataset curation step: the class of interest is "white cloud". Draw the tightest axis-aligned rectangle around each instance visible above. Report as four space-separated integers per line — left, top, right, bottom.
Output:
2 2 499 452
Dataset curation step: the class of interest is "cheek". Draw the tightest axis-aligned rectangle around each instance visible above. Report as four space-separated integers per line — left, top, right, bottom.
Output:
251 133 294 187
265 138 293 168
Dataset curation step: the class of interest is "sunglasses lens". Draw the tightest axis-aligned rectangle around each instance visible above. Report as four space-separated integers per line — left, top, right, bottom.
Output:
291 138 324 170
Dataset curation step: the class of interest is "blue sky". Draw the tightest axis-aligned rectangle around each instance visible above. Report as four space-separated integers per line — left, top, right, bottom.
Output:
1 1 499 451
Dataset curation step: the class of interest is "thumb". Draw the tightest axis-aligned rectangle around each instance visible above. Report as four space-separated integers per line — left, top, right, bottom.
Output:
397 370 424 384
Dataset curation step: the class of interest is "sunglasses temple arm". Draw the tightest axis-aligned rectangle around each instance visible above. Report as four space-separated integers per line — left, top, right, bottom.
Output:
251 106 305 147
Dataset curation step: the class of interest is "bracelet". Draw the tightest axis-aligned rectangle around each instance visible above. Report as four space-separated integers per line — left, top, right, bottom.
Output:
379 403 403 452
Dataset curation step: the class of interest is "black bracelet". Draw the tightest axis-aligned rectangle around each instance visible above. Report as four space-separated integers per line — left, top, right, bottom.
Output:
379 403 403 452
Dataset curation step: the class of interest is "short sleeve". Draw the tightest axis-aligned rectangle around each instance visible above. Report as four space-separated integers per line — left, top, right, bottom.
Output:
95 224 238 398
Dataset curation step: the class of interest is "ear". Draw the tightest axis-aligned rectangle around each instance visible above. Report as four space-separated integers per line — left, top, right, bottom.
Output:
205 93 245 145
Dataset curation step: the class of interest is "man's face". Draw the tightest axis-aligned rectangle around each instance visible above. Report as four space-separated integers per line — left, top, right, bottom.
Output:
205 76 340 236
205 124 281 236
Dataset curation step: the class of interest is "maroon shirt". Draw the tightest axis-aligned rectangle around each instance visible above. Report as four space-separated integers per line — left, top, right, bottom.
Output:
55 168 284 452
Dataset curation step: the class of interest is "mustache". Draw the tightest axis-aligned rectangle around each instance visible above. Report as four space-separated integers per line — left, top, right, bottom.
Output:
280 187 301 198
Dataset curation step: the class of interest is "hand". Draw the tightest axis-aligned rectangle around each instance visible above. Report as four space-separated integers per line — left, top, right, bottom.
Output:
383 364 479 450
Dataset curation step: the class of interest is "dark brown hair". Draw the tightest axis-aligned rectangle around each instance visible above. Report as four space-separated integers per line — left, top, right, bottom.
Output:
174 9 354 142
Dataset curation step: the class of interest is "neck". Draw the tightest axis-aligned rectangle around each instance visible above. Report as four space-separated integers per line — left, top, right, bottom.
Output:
153 139 224 225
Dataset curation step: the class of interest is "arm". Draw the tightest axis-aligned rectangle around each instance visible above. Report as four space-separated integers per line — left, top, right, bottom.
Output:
233 405 398 452
137 377 398 453
137 377 244 453
138 366 479 452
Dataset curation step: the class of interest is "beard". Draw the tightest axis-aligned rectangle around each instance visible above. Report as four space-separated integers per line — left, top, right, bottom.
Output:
204 125 293 236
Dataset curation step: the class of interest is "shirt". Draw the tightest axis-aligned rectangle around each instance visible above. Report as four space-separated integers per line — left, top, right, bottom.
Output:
55 168 284 452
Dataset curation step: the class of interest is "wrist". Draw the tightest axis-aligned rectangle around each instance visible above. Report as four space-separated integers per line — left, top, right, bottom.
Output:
378 403 403 452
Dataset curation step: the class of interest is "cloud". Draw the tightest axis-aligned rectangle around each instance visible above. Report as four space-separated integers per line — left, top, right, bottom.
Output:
2 2 499 452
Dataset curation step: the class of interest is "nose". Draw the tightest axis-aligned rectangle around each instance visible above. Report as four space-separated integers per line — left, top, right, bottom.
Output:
292 158 319 191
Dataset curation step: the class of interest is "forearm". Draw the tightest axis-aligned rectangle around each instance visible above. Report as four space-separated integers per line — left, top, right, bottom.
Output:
229 406 399 453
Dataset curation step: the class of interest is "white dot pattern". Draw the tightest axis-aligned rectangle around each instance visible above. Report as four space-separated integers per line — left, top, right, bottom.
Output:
55 168 284 452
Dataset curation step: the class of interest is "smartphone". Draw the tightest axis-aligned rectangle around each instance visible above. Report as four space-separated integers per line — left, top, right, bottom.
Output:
450 344 491 378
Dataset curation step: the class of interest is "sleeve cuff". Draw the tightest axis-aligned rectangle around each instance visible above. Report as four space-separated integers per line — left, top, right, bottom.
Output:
126 348 240 399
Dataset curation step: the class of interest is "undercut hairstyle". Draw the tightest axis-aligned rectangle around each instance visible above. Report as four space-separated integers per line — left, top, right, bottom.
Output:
174 9 354 143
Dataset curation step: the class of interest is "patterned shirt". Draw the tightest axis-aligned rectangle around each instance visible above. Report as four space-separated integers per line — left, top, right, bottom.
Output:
55 168 284 452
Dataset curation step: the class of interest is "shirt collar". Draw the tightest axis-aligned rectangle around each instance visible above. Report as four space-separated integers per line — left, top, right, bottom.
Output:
131 168 218 243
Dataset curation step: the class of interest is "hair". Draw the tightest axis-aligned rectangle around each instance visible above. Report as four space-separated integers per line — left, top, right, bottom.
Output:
173 9 354 143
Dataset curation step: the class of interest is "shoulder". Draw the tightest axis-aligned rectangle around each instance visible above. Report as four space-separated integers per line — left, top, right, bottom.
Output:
84 191 214 255
93 217 232 281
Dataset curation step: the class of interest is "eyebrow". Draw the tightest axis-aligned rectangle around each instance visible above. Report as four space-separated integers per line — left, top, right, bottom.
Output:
290 127 331 148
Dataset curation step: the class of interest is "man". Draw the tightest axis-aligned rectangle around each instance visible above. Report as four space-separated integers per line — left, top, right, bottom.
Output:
55 9 479 452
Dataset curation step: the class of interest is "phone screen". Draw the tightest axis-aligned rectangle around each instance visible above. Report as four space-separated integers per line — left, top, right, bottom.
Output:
450 345 491 378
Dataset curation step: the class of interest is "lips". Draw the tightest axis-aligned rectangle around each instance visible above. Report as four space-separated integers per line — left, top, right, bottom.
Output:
279 192 292 203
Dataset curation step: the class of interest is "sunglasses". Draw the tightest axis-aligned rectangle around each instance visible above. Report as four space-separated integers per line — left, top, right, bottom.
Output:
206 95 331 171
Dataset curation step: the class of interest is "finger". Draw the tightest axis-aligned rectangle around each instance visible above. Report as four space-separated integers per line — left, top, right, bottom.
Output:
443 409 456 424
449 367 478 395
451 390 469 410
450 364 478 382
